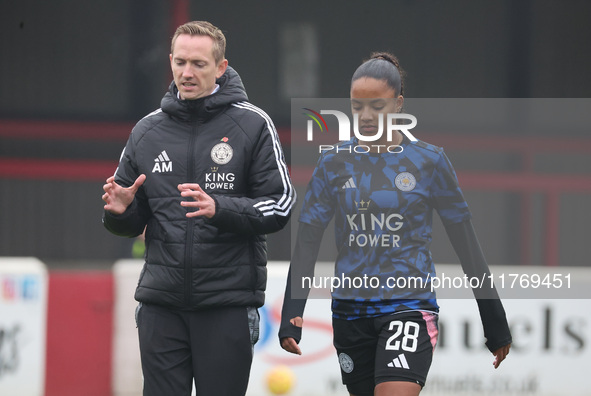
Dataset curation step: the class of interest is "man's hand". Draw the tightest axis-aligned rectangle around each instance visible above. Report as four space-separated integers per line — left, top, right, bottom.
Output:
280 317 303 355
178 183 216 218
492 343 511 369
103 174 146 215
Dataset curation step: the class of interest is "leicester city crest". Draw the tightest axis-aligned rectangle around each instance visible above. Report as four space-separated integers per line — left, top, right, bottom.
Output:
395 172 416 192
338 353 354 373
211 142 233 165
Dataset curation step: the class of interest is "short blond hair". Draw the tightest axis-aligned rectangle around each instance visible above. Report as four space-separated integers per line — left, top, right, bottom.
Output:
171 21 226 63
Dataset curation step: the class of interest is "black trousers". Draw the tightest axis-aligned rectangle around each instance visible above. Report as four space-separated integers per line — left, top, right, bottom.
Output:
136 303 259 396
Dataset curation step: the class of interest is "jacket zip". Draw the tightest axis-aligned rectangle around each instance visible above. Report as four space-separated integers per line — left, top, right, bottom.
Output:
184 120 198 306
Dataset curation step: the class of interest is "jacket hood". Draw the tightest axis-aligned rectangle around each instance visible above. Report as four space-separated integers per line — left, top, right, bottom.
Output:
161 65 249 121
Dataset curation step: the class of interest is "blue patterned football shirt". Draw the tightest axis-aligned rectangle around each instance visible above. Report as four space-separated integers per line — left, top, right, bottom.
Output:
299 137 472 319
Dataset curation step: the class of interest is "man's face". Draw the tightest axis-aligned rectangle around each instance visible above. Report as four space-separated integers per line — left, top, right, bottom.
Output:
170 34 228 100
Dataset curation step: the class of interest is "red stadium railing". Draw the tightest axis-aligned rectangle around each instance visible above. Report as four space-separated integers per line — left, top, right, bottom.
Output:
1 120 590 266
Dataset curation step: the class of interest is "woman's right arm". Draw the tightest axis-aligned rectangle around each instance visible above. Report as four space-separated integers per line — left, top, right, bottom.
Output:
278 222 325 354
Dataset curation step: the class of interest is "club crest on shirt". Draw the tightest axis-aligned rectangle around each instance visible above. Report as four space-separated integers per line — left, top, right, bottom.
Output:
211 142 233 165
395 172 416 192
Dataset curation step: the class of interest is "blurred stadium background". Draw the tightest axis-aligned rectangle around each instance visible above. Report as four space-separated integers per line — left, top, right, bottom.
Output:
0 0 590 395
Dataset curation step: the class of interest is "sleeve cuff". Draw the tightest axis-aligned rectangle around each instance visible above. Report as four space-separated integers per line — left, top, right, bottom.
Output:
104 199 138 220
278 322 302 344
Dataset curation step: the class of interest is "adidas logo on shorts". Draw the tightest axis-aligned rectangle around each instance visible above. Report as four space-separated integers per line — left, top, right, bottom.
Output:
387 353 410 369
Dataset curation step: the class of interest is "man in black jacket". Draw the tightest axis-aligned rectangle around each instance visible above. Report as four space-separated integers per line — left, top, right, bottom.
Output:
102 21 295 396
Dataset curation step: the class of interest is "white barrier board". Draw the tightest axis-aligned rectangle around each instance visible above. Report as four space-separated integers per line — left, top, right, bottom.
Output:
0 257 47 396
248 263 591 396
248 263 345 396
111 261 591 396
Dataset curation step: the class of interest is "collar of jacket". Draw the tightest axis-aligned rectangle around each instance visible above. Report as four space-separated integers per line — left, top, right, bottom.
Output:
160 65 249 122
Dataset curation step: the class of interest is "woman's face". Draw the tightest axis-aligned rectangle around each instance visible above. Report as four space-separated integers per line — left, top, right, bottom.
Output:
350 77 403 138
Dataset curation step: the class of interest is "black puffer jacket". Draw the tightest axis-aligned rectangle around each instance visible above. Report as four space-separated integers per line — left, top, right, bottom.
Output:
104 66 295 309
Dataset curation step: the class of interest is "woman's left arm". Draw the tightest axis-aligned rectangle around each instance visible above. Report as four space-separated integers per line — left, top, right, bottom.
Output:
444 219 513 368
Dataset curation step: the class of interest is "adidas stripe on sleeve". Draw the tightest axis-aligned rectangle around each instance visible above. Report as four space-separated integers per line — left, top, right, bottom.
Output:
232 102 295 217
